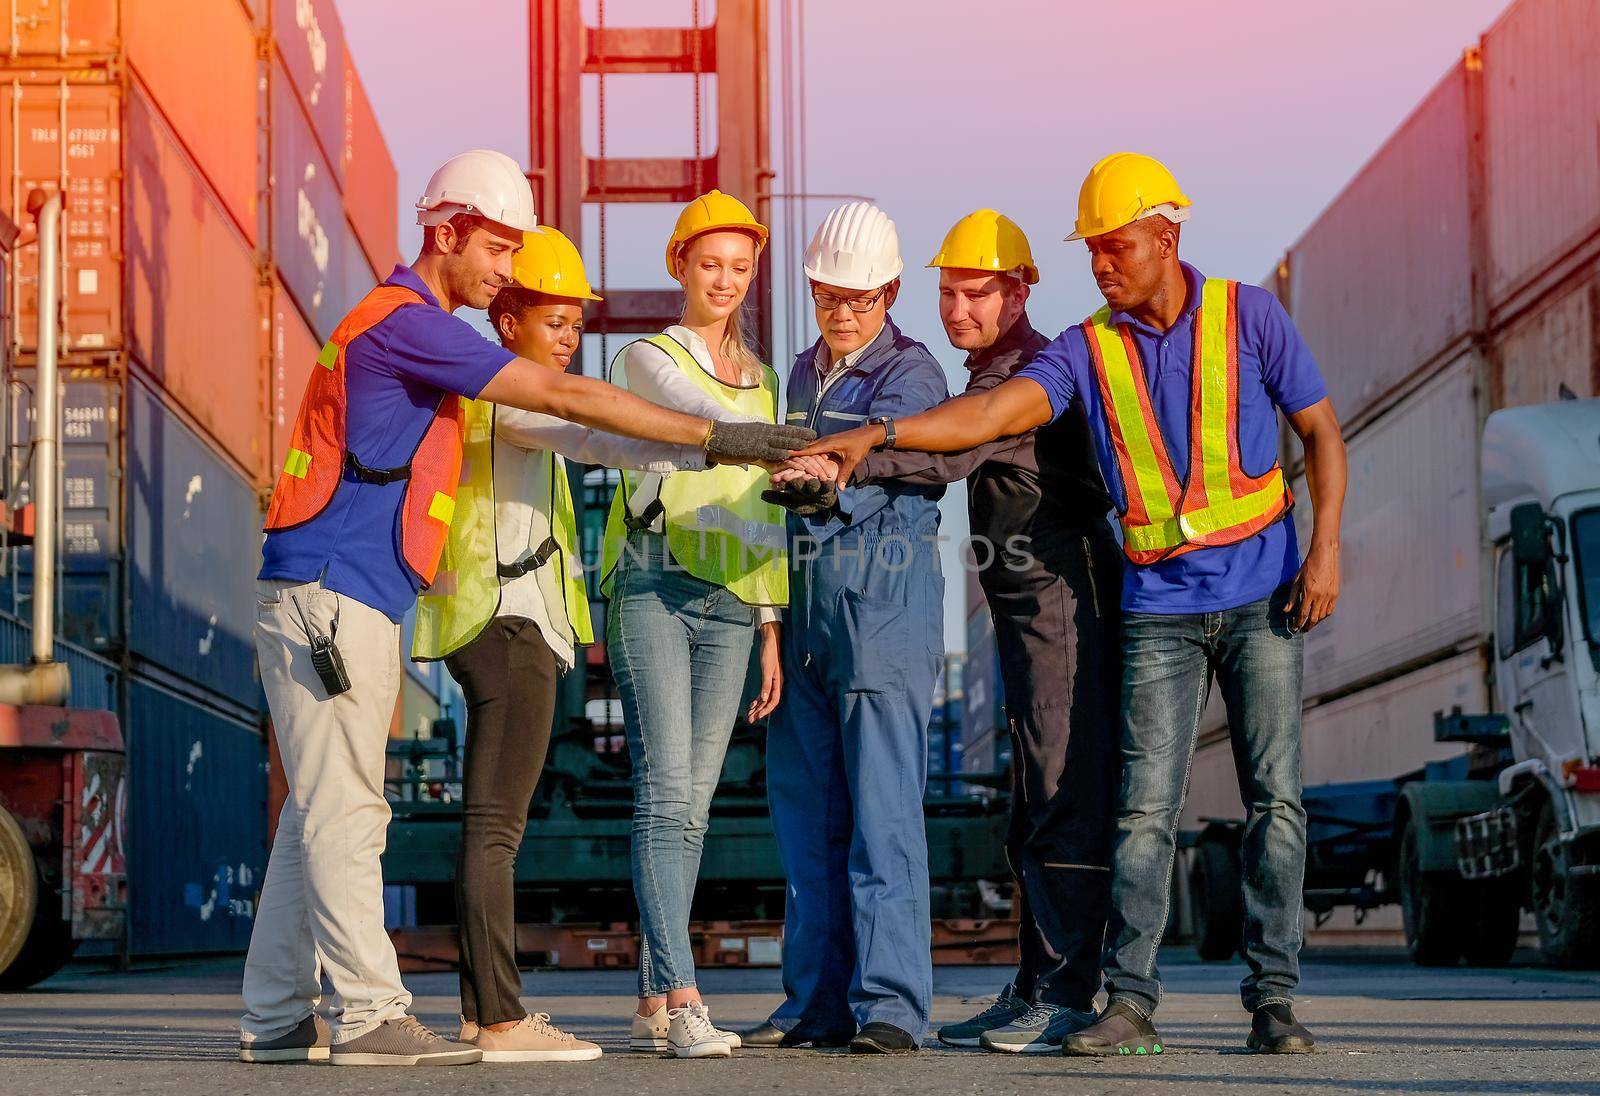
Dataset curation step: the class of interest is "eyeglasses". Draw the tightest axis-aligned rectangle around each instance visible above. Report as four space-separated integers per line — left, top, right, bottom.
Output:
811 286 887 313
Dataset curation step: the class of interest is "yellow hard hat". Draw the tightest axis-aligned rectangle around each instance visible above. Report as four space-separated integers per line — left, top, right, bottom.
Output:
927 208 1039 285
1067 153 1192 241
664 189 769 280
511 226 603 301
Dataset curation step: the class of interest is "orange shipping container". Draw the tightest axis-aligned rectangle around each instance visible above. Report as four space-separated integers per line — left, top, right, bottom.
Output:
125 0 260 245
0 74 123 353
270 277 320 471
3 0 119 59
342 59 399 275
124 86 267 484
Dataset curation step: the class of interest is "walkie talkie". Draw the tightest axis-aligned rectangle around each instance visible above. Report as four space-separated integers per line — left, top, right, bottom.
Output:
292 595 351 697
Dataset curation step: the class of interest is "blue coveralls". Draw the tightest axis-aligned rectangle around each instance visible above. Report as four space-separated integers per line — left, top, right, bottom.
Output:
765 317 949 1041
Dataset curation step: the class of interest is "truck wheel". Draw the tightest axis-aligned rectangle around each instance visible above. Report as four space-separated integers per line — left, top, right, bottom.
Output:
1398 814 1462 967
1458 879 1521 968
1531 797 1600 969
0 804 38 978
1190 838 1244 961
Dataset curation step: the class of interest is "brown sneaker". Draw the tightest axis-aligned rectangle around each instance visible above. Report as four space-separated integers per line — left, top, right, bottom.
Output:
328 1016 482 1066
1060 1002 1164 1057
239 1014 329 1063
471 1013 603 1063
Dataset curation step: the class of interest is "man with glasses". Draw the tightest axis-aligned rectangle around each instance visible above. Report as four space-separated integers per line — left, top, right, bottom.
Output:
739 202 949 1055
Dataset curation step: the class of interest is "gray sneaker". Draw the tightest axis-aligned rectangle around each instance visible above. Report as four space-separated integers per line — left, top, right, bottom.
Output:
937 984 1031 1048
328 1016 483 1066
981 1003 1098 1054
239 1013 329 1063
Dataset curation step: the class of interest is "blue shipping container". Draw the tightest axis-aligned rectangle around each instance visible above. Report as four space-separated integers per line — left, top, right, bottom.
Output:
125 376 261 702
126 675 266 955
271 58 353 343
0 610 120 712
272 0 348 184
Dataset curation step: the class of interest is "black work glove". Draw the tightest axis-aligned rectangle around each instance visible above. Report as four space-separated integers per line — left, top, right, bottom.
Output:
761 476 838 516
704 420 817 464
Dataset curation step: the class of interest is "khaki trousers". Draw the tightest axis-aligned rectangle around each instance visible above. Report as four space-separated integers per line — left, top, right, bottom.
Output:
240 579 411 1043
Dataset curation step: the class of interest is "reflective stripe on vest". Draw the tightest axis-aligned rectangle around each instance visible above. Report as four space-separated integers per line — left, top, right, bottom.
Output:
263 284 466 586
599 334 789 607
1083 277 1292 565
413 400 594 662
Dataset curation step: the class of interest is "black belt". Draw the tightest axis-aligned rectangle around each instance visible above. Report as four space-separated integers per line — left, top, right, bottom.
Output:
498 536 560 579
345 451 412 485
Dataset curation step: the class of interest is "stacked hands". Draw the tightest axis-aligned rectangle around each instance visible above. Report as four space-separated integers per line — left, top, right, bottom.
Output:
761 452 843 516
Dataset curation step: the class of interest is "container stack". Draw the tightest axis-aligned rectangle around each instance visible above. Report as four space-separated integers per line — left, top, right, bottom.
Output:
1180 0 1600 940
0 0 401 957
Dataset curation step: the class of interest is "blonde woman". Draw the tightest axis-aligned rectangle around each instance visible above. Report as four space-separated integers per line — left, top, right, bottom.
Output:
600 192 788 1058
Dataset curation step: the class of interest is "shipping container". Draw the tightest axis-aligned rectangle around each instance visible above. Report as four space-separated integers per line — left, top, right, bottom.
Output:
0 610 119 712
125 675 266 955
124 376 262 702
1 73 123 354
272 0 347 183
342 60 400 274
1495 272 1598 408
271 61 350 342
125 86 268 484
2 0 119 59
961 603 1003 778
1293 355 1483 703
1285 58 1476 427
1482 0 1600 307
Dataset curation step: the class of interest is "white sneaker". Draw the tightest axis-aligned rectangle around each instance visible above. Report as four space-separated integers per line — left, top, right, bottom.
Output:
696 1005 743 1049
630 1003 742 1051
666 1005 731 1059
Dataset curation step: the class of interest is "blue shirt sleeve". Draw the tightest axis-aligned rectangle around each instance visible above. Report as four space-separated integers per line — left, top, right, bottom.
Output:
1015 327 1082 423
365 303 516 399
1243 286 1326 415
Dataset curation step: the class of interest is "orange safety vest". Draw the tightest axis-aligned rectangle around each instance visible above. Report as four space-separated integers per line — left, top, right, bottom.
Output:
263 284 466 586
1083 277 1292 565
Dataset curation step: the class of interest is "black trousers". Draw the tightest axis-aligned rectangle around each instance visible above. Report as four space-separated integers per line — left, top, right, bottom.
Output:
445 617 560 1025
983 527 1123 1011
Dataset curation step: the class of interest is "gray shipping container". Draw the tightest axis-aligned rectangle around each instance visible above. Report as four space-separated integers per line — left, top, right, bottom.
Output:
1482 0 1600 307
126 675 266 956
125 375 262 702
1286 57 1477 427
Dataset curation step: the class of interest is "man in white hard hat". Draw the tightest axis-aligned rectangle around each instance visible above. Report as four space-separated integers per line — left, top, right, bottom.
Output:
738 202 950 1055
243 149 814 1068
792 154 1346 1059
835 210 1122 1055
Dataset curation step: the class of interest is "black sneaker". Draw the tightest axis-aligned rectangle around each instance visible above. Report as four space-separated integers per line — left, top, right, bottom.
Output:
1247 1003 1316 1054
239 1014 329 1063
849 1022 919 1054
1060 1002 1164 1057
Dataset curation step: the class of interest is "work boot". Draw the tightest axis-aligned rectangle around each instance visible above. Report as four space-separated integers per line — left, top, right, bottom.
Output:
666 1005 731 1059
327 1016 482 1066
980 1002 1098 1054
1060 1001 1164 1057
632 1004 742 1051
936 984 1030 1048
470 1013 603 1062
849 1022 919 1054
1246 1003 1316 1054
239 1013 329 1063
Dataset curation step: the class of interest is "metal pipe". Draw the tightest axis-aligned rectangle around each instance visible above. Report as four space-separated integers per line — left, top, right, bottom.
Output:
27 187 59 667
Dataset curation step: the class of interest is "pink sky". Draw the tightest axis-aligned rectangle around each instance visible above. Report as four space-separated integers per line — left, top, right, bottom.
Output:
338 0 1513 647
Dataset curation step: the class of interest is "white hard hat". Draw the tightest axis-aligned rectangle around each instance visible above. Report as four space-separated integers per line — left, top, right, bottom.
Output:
803 201 904 292
416 149 538 233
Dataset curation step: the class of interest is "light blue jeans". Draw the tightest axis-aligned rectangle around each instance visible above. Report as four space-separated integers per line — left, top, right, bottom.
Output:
607 530 755 995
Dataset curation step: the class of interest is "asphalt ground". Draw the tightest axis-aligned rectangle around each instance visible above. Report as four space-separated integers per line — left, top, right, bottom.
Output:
3 950 1598 1094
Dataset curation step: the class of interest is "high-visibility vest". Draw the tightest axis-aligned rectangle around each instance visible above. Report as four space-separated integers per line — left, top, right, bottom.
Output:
263 285 465 586
1083 277 1292 565
412 398 595 661
599 334 788 607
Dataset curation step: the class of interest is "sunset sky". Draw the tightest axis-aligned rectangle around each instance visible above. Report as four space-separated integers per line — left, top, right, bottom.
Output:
339 0 1512 649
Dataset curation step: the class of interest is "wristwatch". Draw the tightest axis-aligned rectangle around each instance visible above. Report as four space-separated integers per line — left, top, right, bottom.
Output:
869 415 896 451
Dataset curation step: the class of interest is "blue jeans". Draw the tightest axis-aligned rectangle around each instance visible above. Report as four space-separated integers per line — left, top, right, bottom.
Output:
1104 587 1306 1018
607 531 755 995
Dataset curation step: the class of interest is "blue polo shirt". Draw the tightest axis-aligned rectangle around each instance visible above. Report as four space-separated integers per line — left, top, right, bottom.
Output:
259 265 516 620
1017 262 1327 615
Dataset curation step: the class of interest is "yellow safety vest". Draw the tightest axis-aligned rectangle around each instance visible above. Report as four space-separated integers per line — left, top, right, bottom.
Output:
599 335 788 607
413 398 594 661
1082 277 1292 565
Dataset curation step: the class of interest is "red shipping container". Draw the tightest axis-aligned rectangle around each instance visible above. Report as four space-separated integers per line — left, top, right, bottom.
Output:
2 0 118 59
270 277 321 472
125 0 260 246
342 59 400 275
124 87 267 484
0 74 123 353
